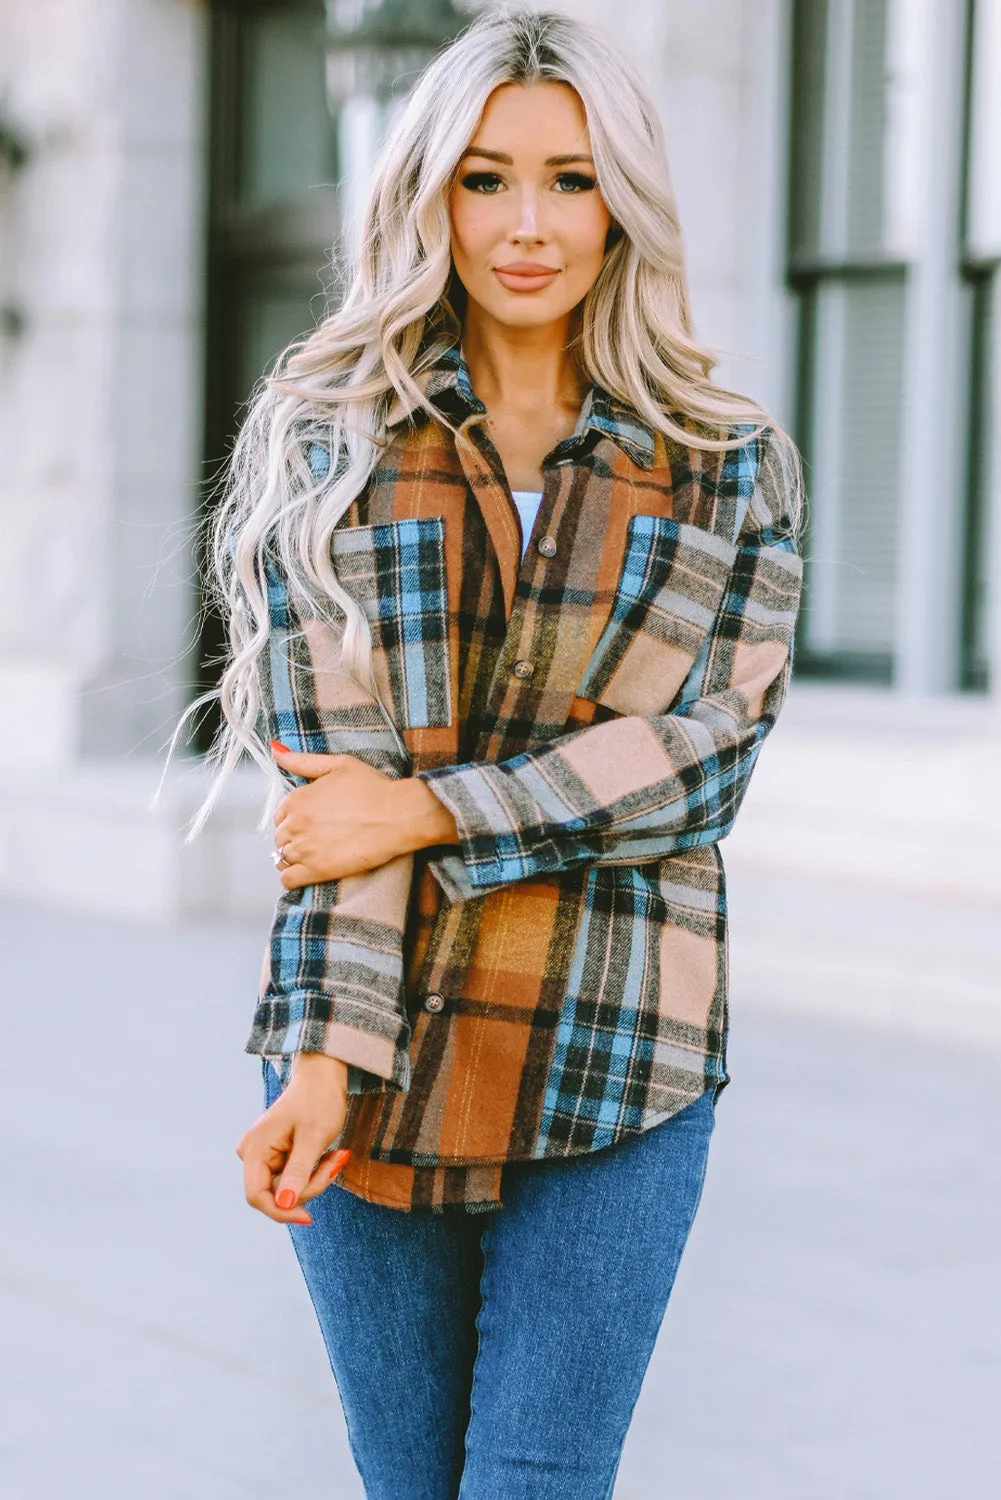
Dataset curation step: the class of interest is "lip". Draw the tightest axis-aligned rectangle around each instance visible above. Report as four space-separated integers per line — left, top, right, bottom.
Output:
493 262 561 292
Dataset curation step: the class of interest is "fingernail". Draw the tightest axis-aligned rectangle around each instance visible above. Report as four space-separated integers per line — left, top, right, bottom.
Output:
275 1187 297 1210
270 739 291 754
295 1215 313 1227
329 1149 351 1179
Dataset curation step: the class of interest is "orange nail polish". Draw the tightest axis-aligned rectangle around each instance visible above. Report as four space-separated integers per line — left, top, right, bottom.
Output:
275 1187 296 1210
270 739 291 754
329 1149 351 1179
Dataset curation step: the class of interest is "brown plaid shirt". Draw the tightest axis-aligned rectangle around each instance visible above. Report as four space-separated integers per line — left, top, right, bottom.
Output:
249 344 802 1211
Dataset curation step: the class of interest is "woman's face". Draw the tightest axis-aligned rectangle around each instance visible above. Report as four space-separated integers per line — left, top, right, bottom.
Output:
448 82 613 331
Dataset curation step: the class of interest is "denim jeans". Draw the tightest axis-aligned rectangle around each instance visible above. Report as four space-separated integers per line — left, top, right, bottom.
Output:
263 1063 717 1500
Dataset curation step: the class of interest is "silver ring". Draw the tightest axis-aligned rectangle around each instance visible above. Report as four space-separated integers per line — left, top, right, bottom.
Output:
271 848 284 867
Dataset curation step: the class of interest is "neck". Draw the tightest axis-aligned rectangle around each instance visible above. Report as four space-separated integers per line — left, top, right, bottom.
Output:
461 304 585 417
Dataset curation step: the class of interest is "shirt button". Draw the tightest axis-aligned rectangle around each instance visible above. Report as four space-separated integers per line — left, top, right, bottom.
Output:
423 992 445 1014
512 659 535 679
537 534 557 558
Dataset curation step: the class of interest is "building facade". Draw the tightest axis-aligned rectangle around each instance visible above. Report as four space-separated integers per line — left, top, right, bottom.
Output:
0 0 998 918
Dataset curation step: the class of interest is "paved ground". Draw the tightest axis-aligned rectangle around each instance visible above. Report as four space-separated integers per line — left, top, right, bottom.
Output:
1 870 999 1499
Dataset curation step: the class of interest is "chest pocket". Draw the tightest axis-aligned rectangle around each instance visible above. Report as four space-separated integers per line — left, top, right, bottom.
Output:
331 516 452 729
576 514 737 718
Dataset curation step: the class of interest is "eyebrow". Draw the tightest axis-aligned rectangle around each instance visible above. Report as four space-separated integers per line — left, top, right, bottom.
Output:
459 148 595 167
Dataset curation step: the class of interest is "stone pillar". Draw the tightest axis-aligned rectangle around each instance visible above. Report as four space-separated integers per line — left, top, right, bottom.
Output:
0 0 208 768
893 0 969 694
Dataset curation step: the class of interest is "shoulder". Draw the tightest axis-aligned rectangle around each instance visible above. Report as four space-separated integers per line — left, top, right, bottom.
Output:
652 416 758 530
656 417 802 546
733 424 802 546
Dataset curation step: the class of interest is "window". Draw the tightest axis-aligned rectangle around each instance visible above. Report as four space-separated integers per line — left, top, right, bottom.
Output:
195 0 335 745
789 0 994 693
788 0 915 682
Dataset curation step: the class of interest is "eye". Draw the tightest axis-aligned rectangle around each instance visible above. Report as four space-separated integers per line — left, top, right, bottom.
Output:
553 172 597 193
460 171 505 194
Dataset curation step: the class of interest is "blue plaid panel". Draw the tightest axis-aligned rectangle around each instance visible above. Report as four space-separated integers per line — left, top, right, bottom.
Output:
331 516 451 728
535 867 663 1155
578 514 737 710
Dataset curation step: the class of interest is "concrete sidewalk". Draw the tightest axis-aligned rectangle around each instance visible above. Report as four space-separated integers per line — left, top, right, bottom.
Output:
1 881 999 1499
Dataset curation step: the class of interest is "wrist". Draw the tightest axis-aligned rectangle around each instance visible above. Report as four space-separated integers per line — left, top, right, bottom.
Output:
291 1052 349 1089
394 775 459 852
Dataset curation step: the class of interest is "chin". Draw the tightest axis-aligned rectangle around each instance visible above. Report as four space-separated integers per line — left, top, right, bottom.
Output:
479 294 579 329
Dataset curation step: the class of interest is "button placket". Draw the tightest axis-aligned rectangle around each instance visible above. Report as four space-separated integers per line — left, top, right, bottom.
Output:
475 462 572 756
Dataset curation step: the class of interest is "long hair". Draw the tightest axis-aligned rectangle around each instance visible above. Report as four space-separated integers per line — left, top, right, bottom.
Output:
174 7 800 837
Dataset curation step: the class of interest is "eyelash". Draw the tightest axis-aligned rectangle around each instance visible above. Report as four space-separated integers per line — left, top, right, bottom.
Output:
459 171 597 195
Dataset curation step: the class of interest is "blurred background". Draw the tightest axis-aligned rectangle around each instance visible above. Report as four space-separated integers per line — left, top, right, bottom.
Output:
0 3 998 1498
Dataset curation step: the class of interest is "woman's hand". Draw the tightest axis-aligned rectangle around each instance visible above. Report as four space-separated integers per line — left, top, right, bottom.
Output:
236 1053 351 1226
270 741 458 890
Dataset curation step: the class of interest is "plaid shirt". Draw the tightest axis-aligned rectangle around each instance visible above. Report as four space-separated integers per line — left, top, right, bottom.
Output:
249 344 802 1212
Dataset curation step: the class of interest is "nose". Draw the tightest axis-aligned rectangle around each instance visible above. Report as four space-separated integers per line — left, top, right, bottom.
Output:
509 186 544 245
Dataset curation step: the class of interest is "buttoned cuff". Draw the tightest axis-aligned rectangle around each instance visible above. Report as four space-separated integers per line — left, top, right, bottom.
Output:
247 1001 411 1093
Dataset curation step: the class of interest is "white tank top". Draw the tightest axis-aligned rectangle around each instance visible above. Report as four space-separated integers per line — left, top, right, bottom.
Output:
511 490 543 557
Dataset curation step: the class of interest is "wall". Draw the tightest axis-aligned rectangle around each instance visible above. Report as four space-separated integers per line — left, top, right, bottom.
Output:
0 0 208 769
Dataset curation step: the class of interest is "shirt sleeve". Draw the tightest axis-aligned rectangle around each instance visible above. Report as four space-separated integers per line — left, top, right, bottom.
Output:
245 560 414 1094
417 429 803 903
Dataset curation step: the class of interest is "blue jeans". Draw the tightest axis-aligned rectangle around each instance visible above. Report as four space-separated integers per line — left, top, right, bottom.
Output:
263 1063 717 1500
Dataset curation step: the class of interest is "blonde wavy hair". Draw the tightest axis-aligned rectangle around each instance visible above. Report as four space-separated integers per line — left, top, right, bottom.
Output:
175 6 799 837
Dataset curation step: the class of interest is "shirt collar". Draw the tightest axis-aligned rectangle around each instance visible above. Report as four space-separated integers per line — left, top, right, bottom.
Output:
385 340 656 471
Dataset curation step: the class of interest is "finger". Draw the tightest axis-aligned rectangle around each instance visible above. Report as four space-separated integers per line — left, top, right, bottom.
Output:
270 746 347 780
280 861 322 890
273 813 294 845
270 817 296 856
276 837 298 867
274 1128 333 1211
236 1105 285 1164
243 1142 314 1226
298 1148 352 1203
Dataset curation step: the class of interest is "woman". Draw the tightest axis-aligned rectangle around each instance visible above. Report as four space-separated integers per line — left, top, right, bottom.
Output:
199 10 802 1497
